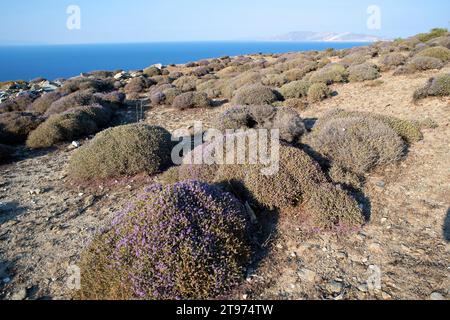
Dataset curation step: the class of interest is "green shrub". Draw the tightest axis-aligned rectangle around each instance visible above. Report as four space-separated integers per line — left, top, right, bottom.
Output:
413 74 450 100
394 56 444 75
348 63 381 82
221 71 263 99
0 143 14 163
307 83 332 103
306 116 405 175
279 80 311 99
68 124 172 181
309 64 348 84
45 90 102 116
261 73 288 87
417 28 448 43
216 105 306 143
172 92 211 110
282 98 308 111
232 84 279 105
340 53 370 67
26 104 112 149
416 46 450 62
380 53 407 70
0 112 44 144
78 180 251 300
124 77 154 94
29 92 63 114
173 75 198 92
143 66 162 77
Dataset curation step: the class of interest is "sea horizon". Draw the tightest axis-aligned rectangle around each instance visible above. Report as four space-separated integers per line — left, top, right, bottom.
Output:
0 41 368 82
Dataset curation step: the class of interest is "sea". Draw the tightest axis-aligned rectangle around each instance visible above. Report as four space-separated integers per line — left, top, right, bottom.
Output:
0 41 368 82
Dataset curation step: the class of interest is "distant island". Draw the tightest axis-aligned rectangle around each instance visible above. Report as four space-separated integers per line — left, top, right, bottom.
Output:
265 31 388 42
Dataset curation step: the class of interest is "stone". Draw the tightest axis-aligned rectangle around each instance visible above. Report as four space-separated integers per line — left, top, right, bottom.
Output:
298 268 317 283
10 288 27 300
326 281 343 294
430 292 445 300
369 243 382 253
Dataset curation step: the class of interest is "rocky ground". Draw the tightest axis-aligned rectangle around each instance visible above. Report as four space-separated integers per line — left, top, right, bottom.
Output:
0 63 449 301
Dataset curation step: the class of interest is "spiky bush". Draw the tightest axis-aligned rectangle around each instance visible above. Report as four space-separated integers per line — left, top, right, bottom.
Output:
309 64 348 84
68 124 172 181
413 74 450 100
416 46 450 62
173 76 198 92
45 90 102 116
232 84 279 106
78 180 251 300
0 143 14 163
26 104 112 149
191 66 211 77
0 93 36 114
220 71 262 99
124 77 154 94
307 83 332 103
216 105 306 143
58 78 114 95
282 98 308 111
96 91 126 106
394 56 444 75
427 36 450 49
172 92 211 110
279 80 311 99
305 116 405 175
0 112 44 144
143 66 162 77
348 63 381 82
340 53 370 67
29 92 63 114
380 53 407 70
313 109 423 144
416 28 448 43
261 73 288 87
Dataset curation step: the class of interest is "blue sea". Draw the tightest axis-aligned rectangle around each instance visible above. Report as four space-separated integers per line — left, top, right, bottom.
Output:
0 42 367 82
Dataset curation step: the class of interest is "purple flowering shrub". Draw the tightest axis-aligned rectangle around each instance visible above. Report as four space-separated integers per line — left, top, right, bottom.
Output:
78 180 251 300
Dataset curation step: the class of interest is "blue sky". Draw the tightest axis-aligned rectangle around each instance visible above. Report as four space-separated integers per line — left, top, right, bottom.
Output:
1 0 449 44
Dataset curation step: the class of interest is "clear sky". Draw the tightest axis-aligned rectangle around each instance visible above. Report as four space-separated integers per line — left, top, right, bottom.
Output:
1 0 449 44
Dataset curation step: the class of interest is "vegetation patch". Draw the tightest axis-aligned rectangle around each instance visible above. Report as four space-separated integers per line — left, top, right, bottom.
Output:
0 112 44 144
413 74 450 100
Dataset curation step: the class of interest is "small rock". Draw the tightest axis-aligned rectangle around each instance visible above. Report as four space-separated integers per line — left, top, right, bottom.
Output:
369 243 382 253
376 181 385 188
71 141 80 149
298 269 316 283
242 294 248 300
381 291 392 300
29 188 43 195
357 284 368 292
380 218 387 224
326 281 343 294
430 292 445 300
78 193 84 197
3 277 11 284
10 288 27 300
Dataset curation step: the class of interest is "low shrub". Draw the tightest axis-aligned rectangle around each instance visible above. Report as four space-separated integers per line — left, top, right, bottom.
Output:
348 63 381 82
232 84 279 106
305 116 405 175
191 66 211 77
68 124 172 181
0 93 36 114
26 104 112 149
0 112 44 144
307 83 332 103
416 46 450 62
59 78 114 95
78 180 251 300
394 56 444 75
282 98 308 111
124 77 154 94
143 66 162 77
279 80 311 99
413 74 450 100
340 53 370 67
0 143 14 163
216 105 306 143
308 64 348 84
45 90 102 116
261 73 288 87
172 92 211 110
96 91 126 106
29 92 63 114
380 53 407 70
417 28 449 43
173 76 198 92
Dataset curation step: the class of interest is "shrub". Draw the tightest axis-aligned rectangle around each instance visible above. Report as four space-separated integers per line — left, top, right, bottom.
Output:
220 71 262 99
59 78 114 95
78 180 251 300
0 143 14 163
427 36 450 49
143 66 162 77
309 64 348 84
124 77 154 94
0 112 44 144
173 76 198 92
96 91 126 106
340 53 369 67
282 98 308 111
0 93 36 114
394 56 444 75
162 87 182 105
26 104 112 149
348 63 381 82
216 105 306 143
417 28 448 43
279 80 311 99
261 73 288 87
172 92 211 110
380 53 407 70
307 83 332 103
232 84 279 106
68 124 172 181
416 46 450 62
191 66 211 77
45 90 102 116
305 116 405 175
313 108 423 144
413 74 450 100
29 92 63 114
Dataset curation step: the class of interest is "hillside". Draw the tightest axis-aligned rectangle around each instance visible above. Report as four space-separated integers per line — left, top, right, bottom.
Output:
0 28 449 300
